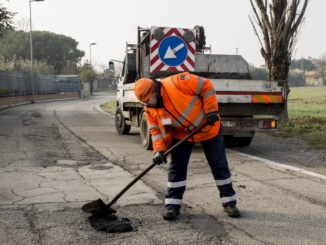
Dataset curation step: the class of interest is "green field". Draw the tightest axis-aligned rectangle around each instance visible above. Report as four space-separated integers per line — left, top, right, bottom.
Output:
270 86 326 149
288 86 326 120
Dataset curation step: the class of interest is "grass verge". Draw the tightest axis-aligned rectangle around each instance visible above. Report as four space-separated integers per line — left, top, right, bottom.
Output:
267 86 326 150
271 121 326 149
102 101 116 109
102 90 117 93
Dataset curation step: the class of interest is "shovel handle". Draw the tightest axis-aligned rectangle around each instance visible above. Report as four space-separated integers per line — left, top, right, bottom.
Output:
107 122 209 207
163 122 209 157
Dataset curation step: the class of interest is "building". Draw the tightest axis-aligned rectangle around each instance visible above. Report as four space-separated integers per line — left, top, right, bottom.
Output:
305 70 325 86
303 57 326 86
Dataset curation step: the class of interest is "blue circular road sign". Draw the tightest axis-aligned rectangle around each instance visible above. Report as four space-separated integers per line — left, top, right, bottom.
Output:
158 36 188 67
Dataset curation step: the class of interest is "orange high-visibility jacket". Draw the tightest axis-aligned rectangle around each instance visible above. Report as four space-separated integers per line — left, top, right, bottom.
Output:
145 72 221 154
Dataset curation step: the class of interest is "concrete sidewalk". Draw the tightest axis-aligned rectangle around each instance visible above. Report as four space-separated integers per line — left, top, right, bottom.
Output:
0 161 161 207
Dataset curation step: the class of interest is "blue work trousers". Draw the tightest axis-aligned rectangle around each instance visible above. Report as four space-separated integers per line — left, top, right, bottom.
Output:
165 129 237 210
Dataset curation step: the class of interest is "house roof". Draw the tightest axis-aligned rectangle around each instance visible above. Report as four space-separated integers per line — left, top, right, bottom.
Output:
308 58 325 66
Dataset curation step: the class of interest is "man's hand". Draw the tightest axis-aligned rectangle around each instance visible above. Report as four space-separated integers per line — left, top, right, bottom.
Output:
153 151 167 165
206 112 219 126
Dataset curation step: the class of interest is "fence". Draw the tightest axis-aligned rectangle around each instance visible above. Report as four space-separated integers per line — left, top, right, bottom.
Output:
93 78 117 92
0 70 80 98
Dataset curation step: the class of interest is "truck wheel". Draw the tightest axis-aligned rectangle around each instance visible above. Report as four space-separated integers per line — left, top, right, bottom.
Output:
223 136 238 147
115 108 131 135
223 136 253 147
140 113 153 150
238 137 253 147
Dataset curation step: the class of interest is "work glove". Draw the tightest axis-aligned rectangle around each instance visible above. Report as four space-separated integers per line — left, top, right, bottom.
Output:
206 112 219 126
153 151 167 165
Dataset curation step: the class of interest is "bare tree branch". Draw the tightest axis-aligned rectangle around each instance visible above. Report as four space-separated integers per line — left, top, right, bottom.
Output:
290 0 309 36
250 0 272 59
249 0 264 28
269 3 274 34
275 5 287 39
282 0 298 46
249 0 309 77
249 16 265 51
254 0 273 33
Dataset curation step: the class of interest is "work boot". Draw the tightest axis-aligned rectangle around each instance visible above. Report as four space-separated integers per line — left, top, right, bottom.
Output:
163 208 180 220
224 205 241 218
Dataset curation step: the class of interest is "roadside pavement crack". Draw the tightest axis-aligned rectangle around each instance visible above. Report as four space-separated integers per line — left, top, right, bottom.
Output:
51 186 68 202
104 147 120 161
75 168 87 181
221 220 275 245
24 205 44 245
89 184 108 199
127 191 149 197
11 189 25 204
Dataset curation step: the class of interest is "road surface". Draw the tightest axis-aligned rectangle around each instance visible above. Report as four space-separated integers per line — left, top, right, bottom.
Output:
0 93 325 245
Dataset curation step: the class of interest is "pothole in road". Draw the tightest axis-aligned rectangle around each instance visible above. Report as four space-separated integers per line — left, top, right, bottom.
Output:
188 214 228 237
88 213 133 233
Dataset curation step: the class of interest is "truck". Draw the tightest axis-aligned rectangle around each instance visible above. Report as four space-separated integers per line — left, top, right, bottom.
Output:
111 26 286 149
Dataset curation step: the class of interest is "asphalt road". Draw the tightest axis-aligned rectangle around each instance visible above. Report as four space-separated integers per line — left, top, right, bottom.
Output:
0 93 325 245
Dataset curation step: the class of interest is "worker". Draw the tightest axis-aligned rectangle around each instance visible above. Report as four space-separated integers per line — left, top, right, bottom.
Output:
134 72 240 220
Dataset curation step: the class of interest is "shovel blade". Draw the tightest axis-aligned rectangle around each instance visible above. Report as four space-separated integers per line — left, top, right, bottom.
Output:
82 199 117 214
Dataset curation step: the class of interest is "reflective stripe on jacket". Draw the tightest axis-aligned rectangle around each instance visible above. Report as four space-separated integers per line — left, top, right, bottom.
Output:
146 72 220 154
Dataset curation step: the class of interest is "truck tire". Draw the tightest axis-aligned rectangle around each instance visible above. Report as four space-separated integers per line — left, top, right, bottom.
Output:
140 112 153 150
238 137 253 147
115 108 131 135
223 135 238 147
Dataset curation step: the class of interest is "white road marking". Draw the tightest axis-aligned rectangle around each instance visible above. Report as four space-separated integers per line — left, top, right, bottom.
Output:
231 150 326 181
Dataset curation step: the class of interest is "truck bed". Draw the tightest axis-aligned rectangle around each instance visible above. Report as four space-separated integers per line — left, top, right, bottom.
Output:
120 78 285 116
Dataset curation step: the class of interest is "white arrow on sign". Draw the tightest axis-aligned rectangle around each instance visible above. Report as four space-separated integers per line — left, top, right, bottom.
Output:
164 43 185 59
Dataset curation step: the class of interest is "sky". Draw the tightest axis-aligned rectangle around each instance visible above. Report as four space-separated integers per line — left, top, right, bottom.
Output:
4 0 326 72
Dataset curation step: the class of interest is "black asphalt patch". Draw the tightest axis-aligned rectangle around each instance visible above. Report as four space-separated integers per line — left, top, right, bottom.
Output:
188 214 227 237
87 213 133 233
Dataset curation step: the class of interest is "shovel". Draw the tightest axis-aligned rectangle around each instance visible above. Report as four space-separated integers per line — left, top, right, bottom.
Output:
82 121 209 214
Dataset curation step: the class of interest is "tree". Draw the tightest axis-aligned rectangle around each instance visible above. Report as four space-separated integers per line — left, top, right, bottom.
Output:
16 18 30 32
249 0 309 122
0 55 54 74
249 64 268 80
79 62 96 94
0 30 30 60
0 2 15 37
290 58 315 71
288 70 305 87
34 31 84 74
317 55 326 85
0 30 85 74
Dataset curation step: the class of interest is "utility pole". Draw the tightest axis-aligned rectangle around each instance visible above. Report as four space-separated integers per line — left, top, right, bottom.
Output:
90 43 96 65
29 0 45 103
